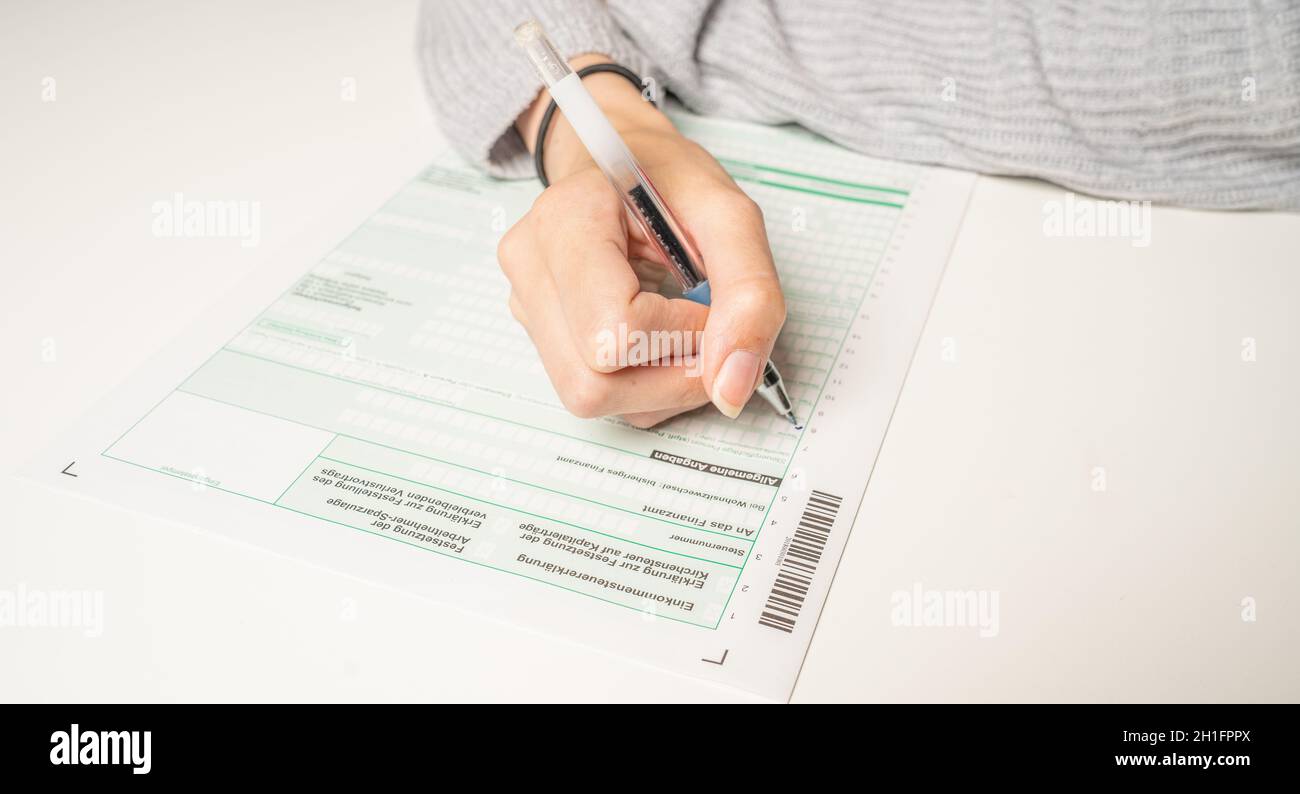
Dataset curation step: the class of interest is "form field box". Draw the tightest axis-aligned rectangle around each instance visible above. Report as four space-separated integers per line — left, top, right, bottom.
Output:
106 391 333 501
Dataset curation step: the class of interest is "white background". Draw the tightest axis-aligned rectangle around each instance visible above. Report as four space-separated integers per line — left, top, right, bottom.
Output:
2 0 1297 702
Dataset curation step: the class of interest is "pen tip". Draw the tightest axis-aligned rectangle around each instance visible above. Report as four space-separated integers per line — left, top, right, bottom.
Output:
786 412 802 430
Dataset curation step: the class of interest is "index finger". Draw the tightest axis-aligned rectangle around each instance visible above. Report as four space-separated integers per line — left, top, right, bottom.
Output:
535 181 710 372
682 190 787 415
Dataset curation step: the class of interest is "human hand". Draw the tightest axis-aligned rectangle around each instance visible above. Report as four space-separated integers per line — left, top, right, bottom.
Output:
498 56 785 427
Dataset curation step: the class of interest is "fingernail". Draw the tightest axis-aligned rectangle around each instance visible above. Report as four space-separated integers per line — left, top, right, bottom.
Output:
712 350 761 419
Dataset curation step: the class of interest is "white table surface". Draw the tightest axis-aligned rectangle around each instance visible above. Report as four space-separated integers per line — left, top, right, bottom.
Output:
3 0 1297 703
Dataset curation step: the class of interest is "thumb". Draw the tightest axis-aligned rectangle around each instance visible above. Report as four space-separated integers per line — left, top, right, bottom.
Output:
694 196 787 418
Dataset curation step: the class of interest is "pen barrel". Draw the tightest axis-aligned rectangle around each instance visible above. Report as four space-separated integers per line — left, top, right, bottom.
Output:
621 171 707 292
548 73 641 192
545 76 707 292
516 20 707 294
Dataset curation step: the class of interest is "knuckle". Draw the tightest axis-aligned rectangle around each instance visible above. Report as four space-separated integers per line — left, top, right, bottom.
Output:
529 186 563 223
507 292 525 325
582 308 631 369
732 277 787 326
559 372 610 419
716 189 763 222
496 226 525 279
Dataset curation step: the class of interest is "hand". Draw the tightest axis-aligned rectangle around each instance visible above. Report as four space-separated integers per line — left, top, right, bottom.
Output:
498 56 786 427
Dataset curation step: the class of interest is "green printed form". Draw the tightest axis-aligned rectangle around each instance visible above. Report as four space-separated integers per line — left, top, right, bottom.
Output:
46 108 974 696
100 112 917 627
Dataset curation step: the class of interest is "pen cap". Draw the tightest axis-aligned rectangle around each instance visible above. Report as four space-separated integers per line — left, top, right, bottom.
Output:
514 21 572 89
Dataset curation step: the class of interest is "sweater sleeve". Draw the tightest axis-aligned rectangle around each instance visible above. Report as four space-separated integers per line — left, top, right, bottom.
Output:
416 0 664 179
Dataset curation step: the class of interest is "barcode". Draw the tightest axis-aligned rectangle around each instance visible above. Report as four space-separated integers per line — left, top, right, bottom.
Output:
758 489 843 633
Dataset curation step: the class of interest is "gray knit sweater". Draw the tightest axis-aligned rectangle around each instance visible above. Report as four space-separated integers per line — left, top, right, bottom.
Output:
417 0 1300 210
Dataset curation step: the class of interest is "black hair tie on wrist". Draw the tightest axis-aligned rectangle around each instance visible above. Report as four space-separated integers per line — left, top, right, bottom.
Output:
533 63 654 188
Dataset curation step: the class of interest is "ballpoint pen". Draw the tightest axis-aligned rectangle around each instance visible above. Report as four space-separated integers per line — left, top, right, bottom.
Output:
514 20 800 428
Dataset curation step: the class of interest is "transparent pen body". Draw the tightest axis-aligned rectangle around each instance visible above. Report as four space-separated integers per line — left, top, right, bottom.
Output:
515 21 706 292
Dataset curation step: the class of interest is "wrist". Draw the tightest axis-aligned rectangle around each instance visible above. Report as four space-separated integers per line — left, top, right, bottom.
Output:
548 89 670 181
517 54 673 183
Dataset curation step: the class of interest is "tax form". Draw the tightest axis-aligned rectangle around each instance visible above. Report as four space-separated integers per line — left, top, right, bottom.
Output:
23 111 973 700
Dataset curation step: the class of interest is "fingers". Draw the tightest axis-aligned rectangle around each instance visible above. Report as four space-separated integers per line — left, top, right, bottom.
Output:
533 184 709 372
686 192 787 417
513 273 709 417
501 200 709 418
497 149 787 424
